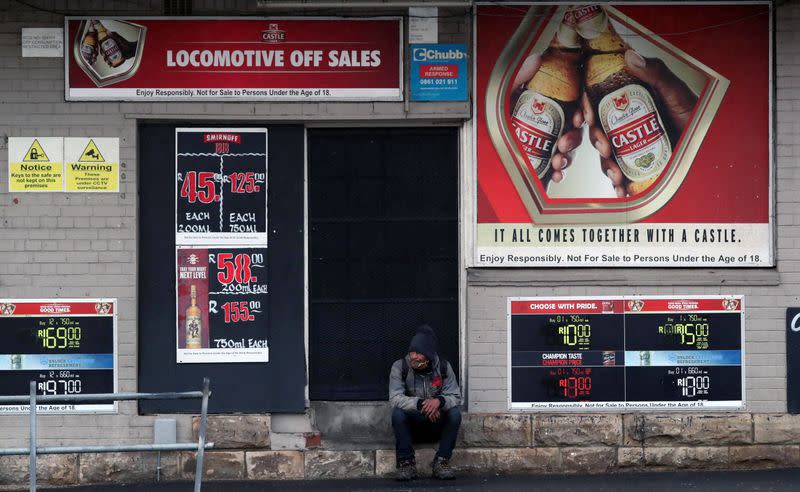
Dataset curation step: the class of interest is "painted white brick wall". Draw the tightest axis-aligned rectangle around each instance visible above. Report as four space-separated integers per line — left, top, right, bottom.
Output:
0 0 469 447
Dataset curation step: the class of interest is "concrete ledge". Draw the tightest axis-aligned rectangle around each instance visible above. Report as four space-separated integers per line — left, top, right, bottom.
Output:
376 448 562 476
624 414 752 446
192 415 270 449
459 414 532 447
79 452 179 483
617 447 645 468
312 401 393 447
644 447 729 469
246 451 304 479
560 447 617 473
730 445 800 468
180 451 245 480
536 415 622 446
0 454 77 486
304 450 374 479
754 414 800 443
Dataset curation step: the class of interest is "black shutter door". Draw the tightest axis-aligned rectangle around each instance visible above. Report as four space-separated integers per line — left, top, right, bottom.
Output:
308 128 459 400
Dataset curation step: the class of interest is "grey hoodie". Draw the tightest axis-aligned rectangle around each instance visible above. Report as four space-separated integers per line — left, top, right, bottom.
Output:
389 354 462 412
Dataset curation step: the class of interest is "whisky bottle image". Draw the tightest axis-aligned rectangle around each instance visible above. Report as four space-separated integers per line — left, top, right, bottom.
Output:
94 20 125 68
185 285 203 349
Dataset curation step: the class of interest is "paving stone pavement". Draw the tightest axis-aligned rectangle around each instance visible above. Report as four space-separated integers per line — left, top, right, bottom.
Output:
35 468 800 492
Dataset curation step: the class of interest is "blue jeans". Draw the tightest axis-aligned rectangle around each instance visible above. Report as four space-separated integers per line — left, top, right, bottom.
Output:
391 406 462 464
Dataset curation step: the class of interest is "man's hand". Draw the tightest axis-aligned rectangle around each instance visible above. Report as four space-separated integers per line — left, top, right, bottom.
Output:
421 398 441 422
586 49 698 197
511 54 584 186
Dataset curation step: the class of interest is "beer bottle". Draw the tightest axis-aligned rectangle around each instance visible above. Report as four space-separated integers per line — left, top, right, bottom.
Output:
94 20 125 68
577 6 673 196
80 24 98 65
511 24 581 181
185 285 203 349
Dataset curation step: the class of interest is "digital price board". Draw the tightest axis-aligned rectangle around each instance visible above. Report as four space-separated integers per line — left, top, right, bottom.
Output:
176 128 268 246
0 299 116 413
508 296 744 410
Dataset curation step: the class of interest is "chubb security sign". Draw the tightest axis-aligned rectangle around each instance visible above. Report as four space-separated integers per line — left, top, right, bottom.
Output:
410 44 467 101
411 46 467 62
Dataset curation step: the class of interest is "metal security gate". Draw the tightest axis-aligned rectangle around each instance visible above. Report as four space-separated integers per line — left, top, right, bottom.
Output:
308 128 459 400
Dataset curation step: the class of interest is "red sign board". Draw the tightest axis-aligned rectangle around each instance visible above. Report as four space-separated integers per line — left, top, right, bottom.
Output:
66 17 403 101
475 3 772 267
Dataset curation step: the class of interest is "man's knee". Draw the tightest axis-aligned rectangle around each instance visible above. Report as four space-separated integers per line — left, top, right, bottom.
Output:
392 407 410 427
443 406 462 426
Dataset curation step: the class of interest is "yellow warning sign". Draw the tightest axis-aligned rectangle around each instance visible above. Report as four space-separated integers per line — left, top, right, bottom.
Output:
23 139 50 162
9 137 63 192
9 162 63 191
64 138 119 192
66 162 119 192
78 139 105 163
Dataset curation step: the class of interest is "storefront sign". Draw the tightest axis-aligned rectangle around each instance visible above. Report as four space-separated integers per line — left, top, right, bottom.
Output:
509 296 744 410
475 3 772 266
410 44 468 101
176 128 268 246
0 299 116 413
66 17 403 101
177 248 269 363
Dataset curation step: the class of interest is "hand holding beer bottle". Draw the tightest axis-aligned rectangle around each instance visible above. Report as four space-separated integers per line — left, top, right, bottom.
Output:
572 4 698 197
92 20 138 68
584 49 698 197
510 23 584 187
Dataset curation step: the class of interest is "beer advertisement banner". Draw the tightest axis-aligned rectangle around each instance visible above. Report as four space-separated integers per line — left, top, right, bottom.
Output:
176 128 268 246
0 299 116 414
509 296 744 410
65 18 402 101
177 247 269 363
475 3 772 267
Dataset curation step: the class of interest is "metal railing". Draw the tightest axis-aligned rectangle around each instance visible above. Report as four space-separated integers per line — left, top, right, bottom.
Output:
0 378 214 492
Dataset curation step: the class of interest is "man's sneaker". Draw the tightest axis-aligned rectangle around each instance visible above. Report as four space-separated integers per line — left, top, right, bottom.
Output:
396 459 417 481
432 456 455 480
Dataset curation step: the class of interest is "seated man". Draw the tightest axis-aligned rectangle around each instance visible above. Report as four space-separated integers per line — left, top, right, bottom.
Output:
389 324 462 481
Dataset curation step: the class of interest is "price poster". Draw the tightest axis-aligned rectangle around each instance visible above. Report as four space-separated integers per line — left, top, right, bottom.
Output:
509 296 744 410
0 299 116 414
177 247 268 363
176 128 268 246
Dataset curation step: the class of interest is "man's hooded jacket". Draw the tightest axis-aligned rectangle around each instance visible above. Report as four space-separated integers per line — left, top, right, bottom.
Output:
389 324 461 412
